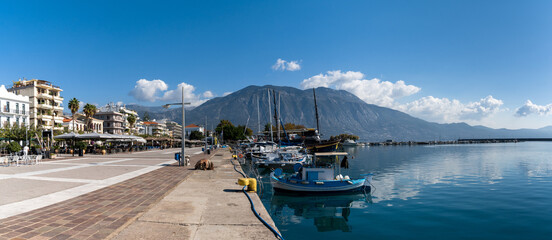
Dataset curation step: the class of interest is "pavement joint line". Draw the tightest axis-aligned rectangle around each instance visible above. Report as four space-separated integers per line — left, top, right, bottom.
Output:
46 157 91 163
0 158 135 179
0 159 175 219
135 219 266 227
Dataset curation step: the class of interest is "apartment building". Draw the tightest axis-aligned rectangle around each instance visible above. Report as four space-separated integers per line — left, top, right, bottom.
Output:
165 121 183 139
140 121 169 137
93 111 124 134
99 102 139 133
8 79 64 130
0 85 30 128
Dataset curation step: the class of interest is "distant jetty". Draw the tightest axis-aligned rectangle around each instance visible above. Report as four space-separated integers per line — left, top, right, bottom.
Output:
362 138 552 146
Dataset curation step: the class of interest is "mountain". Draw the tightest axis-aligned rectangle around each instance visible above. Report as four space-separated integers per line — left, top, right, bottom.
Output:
127 85 552 141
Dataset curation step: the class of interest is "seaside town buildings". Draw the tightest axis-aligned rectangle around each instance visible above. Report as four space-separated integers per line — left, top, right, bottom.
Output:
7 79 64 131
0 85 30 128
139 120 169 137
165 121 182 139
185 124 204 139
98 103 139 134
62 113 104 133
94 111 124 135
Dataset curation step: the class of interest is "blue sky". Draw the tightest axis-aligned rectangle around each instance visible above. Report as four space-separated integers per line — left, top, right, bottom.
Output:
1 1 551 129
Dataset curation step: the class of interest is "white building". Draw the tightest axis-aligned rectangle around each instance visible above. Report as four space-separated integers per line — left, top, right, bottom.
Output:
0 85 30 128
185 124 204 139
8 79 64 130
140 120 169 136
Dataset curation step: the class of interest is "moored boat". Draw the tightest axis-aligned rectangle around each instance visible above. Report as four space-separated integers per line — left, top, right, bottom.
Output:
270 152 372 193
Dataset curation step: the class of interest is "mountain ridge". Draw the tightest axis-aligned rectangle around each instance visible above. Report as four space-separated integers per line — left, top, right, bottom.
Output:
126 85 552 141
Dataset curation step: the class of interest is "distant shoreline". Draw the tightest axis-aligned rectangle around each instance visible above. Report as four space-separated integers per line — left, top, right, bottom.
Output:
353 138 552 146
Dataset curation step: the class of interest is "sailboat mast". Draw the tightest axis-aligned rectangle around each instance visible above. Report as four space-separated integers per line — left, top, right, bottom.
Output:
257 95 261 137
273 90 279 142
313 88 320 134
268 89 273 142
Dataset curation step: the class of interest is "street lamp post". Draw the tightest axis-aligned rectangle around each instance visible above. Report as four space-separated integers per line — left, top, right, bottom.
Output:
163 85 191 166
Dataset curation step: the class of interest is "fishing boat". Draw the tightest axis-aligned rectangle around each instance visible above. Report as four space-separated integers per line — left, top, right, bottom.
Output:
270 152 372 193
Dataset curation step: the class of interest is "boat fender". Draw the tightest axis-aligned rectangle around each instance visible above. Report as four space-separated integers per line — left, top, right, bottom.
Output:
301 181 309 184
347 180 353 185
289 180 297 183
315 182 324 185
344 175 350 180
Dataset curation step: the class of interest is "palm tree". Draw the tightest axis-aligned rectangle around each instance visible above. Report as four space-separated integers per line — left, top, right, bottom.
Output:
127 114 137 134
83 104 97 132
68 98 80 133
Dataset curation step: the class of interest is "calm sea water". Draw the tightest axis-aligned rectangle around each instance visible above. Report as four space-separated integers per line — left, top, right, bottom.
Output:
250 142 552 240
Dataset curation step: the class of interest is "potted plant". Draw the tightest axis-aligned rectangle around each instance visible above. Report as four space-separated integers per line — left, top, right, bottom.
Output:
75 141 86 156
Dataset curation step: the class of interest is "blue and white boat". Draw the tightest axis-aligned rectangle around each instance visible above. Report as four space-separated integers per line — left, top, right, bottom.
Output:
270 152 372 193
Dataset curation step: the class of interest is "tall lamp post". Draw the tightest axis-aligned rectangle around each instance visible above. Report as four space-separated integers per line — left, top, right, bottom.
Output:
163 86 191 166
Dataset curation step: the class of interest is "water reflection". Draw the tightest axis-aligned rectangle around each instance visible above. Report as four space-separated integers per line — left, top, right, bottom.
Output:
269 193 368 232
339 143 552 202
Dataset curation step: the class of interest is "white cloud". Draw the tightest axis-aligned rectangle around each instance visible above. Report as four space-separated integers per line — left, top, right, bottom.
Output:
160 82 208 107
272 58 301 71
301 70 420 107
398 95 503 123
223 92 232 96
129 79 168 102
301 70 504 124
129 79 213 107
515 100 552 117
202 91 214 98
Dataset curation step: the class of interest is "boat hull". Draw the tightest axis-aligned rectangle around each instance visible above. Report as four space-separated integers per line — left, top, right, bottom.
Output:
271 174 369 193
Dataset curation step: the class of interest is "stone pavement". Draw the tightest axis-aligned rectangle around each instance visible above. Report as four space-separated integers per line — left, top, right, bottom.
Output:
0 148 210 240
112 149 279 240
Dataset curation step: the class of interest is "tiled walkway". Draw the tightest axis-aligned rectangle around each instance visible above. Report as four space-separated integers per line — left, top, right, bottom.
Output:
0 149 211 240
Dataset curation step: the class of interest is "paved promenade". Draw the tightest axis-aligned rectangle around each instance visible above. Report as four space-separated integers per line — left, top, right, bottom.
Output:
112 149 278 240
0 147 278 240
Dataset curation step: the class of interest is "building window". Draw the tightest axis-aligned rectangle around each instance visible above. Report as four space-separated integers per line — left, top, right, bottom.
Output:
22 104 25 114
15 103 19 114
5 101 9 112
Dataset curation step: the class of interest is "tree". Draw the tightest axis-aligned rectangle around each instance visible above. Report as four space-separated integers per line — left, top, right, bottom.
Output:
143 112 150 122
127 114 137 133
189 130 204 140
215 120 248 141
83 103 97 132
330 134 359 142
68 98 80 133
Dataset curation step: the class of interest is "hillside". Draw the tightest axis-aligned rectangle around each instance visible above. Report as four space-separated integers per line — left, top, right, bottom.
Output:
127 85 552 141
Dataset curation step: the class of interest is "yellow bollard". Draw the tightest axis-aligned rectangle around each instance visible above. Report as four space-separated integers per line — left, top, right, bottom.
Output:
238 178 257 192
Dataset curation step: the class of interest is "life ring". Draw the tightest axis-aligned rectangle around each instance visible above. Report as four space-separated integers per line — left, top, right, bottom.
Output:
238 154 244 158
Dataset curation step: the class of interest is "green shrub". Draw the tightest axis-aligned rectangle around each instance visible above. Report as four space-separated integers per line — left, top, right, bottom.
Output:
7 141 21 153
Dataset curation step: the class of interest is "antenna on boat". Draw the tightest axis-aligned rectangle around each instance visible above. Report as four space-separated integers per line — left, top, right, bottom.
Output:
313 88 320 134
